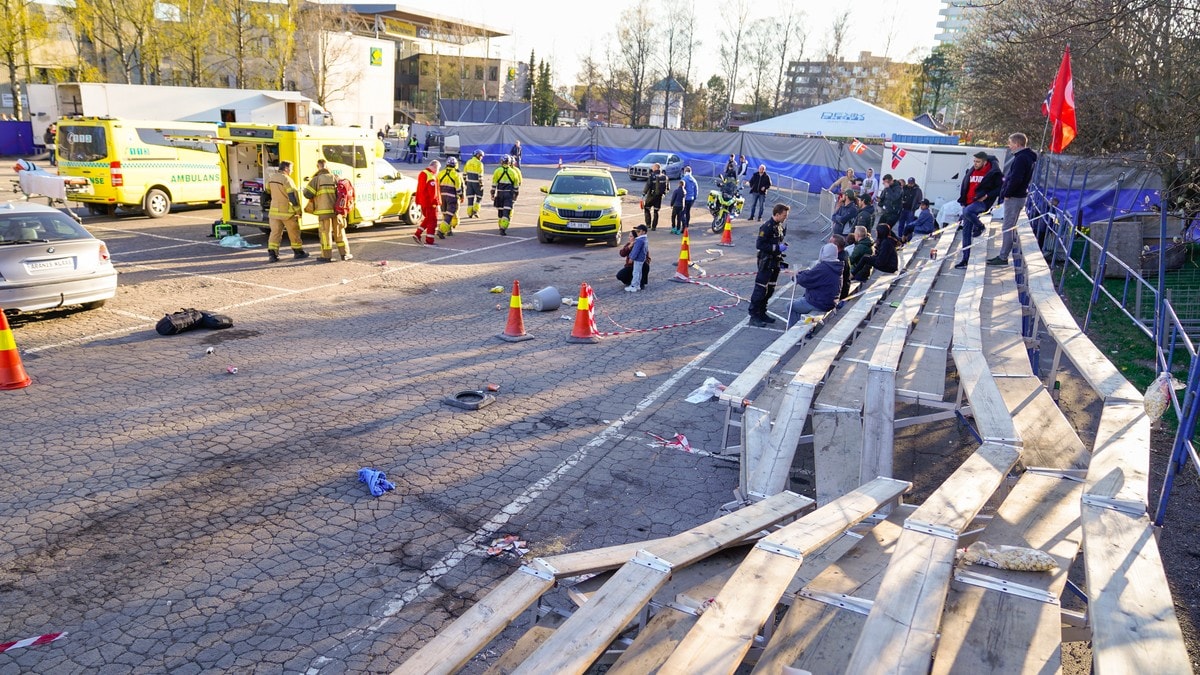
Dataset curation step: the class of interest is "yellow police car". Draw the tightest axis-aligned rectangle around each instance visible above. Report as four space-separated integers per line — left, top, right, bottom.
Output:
537 166 627 246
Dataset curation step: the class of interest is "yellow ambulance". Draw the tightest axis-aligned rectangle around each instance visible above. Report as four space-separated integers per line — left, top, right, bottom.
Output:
216 123 421 232
55 117 222 218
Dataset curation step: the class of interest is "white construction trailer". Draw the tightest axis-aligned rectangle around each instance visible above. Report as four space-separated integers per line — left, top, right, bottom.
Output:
880 142 1008 210
53 83 331 127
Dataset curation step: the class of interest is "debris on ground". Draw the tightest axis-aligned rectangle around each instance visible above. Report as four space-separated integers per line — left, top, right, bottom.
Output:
648 432 694 453
957 541 1057 572
486 383 500 392
357 468 396 497
486 534 528 557
634 371 647 378
226 365 238 374
218 234 259 248
489 285 504 293
685 376 726 403
205 347 215 355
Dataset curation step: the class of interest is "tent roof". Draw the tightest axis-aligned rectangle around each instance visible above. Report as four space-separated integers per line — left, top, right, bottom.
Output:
741 97 947 140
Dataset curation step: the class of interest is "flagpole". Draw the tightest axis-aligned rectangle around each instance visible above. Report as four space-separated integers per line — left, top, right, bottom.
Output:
1038 114 1051 154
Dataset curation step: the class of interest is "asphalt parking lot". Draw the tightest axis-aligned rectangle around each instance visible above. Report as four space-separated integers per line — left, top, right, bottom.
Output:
0 161 828 673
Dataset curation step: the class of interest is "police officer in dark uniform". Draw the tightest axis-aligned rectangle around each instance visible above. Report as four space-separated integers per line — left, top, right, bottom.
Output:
748 203 790 327
642 162 669 231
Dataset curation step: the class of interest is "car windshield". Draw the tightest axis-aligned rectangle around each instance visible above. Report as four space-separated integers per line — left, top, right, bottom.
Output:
0 213 92 244
640 153 670 164
550 175 615 197
58 125 108 162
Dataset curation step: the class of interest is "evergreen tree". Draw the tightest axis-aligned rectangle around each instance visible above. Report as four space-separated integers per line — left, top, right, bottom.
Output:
534 60 555 125
524 49 535 102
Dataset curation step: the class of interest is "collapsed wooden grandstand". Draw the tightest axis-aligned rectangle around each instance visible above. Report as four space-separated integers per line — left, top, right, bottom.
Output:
394 214 1191 675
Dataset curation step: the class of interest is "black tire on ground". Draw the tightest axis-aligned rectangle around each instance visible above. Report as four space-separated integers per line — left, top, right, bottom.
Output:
606 235 619 247
80 300 106 310
86 204 106 215
403 199 423 225
144 188 171 218
537 224 554 243
711 213 725 233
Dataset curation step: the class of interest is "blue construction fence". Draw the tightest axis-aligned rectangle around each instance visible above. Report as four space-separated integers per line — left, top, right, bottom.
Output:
0 120 37 156
1034 152 1166 228
408 123 882 192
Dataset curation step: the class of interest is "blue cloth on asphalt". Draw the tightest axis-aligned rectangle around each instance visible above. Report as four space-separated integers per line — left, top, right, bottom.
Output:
357 468 396 497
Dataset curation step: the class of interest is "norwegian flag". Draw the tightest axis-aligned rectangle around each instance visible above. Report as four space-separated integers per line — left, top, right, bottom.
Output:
890 144 907 170
1040 88 1053 116
849 139 866 155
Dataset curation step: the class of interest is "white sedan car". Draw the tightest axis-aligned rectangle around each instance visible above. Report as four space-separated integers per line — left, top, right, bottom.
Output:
0 201 118 313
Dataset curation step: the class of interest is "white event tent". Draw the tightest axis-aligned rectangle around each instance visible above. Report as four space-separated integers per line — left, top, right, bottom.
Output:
741 97 948 140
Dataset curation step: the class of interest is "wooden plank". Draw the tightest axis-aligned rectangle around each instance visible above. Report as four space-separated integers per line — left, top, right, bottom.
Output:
1087 400 1151 506
393 565 555 675
933 474 1085 675
658 478 911 675
861 367 896 486
897 267 961 401
812 411 865 504
541 490 814 577
746 381 815 497
484 612 565 675
721 323 813 406
953 356 1019 443
740 406 772 498
606 606 699 675
1082 505 1191 674
754 511 908 674
993 377 1088 470
513 552 671 675
844 442 1020 673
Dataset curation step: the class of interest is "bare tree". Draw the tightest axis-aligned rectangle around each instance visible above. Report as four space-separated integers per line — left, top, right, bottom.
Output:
616 0 655 126
677 2 698 128
772 3 806 114
815 10 850 105
73 0 158 83
0 0 48 118
743 19 774 120
291 3 362 107
717 0 753 126
157 0 223 86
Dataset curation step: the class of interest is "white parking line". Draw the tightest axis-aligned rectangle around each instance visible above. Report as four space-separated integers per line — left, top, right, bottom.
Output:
89 225 220 248
112 241 207 256
306 312 752 672
113 261 294 292
105 308 158 322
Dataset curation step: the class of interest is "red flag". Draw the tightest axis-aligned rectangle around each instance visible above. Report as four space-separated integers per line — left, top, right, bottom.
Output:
849 139 866 154
1047 47 1076 153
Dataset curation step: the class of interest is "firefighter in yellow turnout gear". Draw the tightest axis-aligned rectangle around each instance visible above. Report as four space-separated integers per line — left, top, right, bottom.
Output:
436 157 464 238
266 160 309 263
463 150 485 218
303 159 351 261
491 155 522 235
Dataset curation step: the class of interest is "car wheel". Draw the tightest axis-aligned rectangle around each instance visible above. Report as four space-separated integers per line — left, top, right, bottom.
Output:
86 204 107 215
403 199 423 225
144 188 171 218
80 300 107 311
606 235 619 247
537 223 554 243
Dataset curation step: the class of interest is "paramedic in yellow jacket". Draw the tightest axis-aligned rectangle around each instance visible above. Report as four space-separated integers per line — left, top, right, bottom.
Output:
303 158 351 261
463 150 485 218
436 156 465 238
266 160 309 263
491 155 522 235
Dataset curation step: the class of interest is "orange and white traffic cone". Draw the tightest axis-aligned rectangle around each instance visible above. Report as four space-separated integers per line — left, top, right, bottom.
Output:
718 214 734 246
672 228 692 281
566 283 601 343
499 280 534 342
0 310 31 390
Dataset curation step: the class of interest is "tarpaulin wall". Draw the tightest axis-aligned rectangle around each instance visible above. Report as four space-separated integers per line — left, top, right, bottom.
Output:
1034 153 1163 226
405 122 887 194
0 121 36 156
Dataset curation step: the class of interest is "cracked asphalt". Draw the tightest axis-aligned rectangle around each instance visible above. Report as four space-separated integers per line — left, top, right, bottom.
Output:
0 163 829 673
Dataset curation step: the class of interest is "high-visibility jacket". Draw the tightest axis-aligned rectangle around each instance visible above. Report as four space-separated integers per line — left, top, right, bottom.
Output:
463 157 484 182
492 165 522 192
303 168 337 216
415 168 440 207
267 171 301 219
437 166 464 199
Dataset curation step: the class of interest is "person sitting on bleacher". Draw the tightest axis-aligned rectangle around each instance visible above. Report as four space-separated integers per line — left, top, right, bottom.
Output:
832 191 859 235
906 198 936 242
852 223 900 281
830 233 852 301
787 243 844 327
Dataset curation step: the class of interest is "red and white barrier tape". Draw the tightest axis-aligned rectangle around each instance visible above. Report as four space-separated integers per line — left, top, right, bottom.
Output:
0 631 67 654
594 277 745 336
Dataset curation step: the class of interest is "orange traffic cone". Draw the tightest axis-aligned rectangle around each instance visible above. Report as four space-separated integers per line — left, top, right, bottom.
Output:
672 228 692 281
499 280 534 342
0 310 31 390
567 283 601 343
718 214 734 246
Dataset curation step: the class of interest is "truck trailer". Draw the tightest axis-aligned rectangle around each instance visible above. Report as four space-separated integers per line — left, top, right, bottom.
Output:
54 83 331 127
881 142 1008 211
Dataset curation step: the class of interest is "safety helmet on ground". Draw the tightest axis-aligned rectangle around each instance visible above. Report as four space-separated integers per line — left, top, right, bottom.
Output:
446 156 458 167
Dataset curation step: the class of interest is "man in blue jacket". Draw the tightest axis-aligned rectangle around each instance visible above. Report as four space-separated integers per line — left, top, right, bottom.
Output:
681 166 699 231
988 132 1038 265
787 243 843 327
954 151 1003 268
831 191 859 235
911 199 936 237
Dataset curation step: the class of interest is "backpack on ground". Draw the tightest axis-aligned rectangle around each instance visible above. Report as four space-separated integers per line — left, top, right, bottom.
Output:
155 308 204 335
334 178 356 216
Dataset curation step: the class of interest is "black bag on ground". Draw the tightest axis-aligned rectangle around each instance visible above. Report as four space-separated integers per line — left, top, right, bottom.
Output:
156 308 204 335
200 311 233 329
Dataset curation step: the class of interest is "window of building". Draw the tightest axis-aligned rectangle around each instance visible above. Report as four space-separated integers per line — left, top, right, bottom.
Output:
488 66 498 81
476 66 484 80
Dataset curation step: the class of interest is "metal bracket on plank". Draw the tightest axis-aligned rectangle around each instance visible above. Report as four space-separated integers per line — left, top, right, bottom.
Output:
813 404 861 413
755 539 805 560
1081 493 1147 517
983 437 1023 448
953 569 1059 604
521 559 558 581
797 588 874 616
1024 466 1087 482
903 518 960 540
630 550 674 574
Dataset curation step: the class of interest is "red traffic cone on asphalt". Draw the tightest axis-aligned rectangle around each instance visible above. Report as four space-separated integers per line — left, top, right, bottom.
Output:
672 228 692 281
499 280 534 342
0 310 31 390
567 283 601 343
718 214 734 246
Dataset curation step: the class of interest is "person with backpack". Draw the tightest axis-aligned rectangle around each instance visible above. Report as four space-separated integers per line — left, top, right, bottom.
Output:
491 155 522 235
304 158 352 262
436 156 464 238
463 150 486 218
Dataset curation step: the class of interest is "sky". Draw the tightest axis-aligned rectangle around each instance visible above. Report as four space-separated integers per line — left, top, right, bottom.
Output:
399 0 947 87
